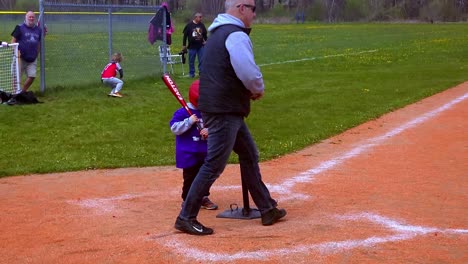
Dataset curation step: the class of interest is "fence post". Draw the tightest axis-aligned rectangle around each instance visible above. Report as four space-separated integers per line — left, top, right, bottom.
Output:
39 0 46 94
108 7 113 61
162 7 167 74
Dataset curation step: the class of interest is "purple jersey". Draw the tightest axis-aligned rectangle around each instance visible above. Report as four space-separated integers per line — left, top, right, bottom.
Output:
11 23 41 62
169 107 207 168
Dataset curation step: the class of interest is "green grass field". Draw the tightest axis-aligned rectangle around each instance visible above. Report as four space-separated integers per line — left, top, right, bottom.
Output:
1 22 467 177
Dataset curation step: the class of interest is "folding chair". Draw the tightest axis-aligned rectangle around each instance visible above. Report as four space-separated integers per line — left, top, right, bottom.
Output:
159 45 185 75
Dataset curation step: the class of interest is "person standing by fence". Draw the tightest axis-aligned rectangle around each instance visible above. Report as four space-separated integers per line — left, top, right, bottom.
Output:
11 11 42 93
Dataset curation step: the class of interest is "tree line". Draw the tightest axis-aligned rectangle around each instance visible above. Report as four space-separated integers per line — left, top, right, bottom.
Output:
2 0 468 22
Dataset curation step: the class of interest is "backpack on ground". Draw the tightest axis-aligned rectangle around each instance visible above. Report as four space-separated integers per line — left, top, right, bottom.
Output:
0 91 13 104
6 91 41 105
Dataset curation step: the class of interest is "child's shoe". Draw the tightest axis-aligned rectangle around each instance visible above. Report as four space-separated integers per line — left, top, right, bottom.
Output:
109 92 123 98
201 196 218 210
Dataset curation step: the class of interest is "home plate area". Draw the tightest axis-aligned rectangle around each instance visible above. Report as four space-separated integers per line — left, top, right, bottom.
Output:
157 212 468 262
69 191 468 263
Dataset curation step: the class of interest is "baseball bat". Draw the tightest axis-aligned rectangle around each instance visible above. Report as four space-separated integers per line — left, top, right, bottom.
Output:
161 74 203 131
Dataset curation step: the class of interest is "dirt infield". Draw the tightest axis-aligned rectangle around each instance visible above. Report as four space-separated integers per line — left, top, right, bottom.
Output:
1 83 467 263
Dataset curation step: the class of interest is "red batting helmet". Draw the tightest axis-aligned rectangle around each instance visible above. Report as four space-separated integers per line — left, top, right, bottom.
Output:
189 79 200 108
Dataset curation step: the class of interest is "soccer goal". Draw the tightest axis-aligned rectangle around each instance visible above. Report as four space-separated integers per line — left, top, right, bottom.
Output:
0 43 20 94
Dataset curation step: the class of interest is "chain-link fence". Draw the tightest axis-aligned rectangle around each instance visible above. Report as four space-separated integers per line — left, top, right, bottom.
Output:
37 2 165 92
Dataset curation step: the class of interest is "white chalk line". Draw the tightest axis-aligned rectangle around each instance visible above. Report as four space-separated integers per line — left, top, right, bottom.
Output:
258 49 378 67
67 194 142 214
337 213 468 235
67 191 165 214
214 92 468 202
158 212 468 262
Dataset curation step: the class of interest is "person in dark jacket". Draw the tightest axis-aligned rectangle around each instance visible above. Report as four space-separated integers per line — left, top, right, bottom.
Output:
182 13 207 78
169 80 218 211
11 11 42 93
174 0 286 236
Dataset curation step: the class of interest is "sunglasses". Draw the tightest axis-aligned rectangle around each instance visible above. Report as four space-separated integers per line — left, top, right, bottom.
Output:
236 4 256 13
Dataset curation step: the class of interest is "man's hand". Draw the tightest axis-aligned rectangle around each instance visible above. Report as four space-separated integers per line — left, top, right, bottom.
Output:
200 128 208 140
251 91 264 100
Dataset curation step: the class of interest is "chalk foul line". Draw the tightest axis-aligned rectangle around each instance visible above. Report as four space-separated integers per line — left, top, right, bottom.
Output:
157 212 468 262
258 49 378 67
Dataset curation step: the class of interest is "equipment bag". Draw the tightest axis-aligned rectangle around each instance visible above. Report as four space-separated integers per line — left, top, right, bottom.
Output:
7 91 41 105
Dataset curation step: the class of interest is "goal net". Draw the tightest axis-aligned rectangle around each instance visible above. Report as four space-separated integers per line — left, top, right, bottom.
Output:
0 43 20 94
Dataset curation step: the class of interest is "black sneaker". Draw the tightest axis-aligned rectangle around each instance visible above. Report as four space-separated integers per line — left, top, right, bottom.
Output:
261 208 287 226
174 217 214 235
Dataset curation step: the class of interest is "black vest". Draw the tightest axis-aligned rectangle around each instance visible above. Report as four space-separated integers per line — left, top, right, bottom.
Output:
199 25 252 117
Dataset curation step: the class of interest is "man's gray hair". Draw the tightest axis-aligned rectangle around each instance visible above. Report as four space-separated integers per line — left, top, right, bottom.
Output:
225 0 240 11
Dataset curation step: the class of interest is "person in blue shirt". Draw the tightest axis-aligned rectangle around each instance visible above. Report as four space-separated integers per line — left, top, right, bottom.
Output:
170 79 218 210
11 11 42 93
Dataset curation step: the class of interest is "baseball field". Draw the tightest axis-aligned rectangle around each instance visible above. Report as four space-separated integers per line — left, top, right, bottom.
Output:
0 22 467 263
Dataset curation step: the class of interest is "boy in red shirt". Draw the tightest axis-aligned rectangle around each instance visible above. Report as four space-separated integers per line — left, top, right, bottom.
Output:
101 53 124 97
